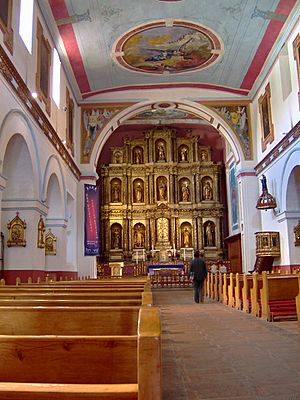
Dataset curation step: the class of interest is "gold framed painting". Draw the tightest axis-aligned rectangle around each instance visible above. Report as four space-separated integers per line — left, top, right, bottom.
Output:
0 0 13 54
258 83 274 152
45 229 57 255
36 19 51 116
293 33 300 109
7 212 26 247
66 88 74 155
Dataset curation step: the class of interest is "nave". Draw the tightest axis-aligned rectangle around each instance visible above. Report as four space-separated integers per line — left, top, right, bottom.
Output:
154 289 300 400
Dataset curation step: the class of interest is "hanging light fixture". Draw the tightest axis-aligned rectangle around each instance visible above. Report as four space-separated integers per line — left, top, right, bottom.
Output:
256 175 277 210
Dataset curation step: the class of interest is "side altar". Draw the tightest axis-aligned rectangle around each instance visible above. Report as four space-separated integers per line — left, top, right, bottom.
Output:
98 126 225 262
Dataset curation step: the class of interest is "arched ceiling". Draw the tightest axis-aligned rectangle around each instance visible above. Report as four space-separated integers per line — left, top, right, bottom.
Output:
40 0 298 101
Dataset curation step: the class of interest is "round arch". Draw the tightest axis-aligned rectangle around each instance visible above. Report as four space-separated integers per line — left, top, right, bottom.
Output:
279 148 300 213
90 100 246 168
0 109 42 199
42 155 67 220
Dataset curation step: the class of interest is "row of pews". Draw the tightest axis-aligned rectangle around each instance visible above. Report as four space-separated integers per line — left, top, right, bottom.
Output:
206 271 300 325
0 277 162 399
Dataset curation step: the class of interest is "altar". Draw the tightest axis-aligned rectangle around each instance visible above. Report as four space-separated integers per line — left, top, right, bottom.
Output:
147 264 185 275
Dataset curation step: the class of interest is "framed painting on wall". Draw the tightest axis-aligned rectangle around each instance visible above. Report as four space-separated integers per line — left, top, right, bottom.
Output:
293 33 300 109
0 0 13 54
36 19 51 115
258 83 274 152
66 88 74 155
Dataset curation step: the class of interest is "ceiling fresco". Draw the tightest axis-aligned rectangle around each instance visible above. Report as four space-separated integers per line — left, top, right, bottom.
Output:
113 21 222 75
41 0 298 99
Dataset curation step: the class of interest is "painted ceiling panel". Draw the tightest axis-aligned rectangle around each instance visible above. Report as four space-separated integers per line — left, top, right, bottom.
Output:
44 0 298 98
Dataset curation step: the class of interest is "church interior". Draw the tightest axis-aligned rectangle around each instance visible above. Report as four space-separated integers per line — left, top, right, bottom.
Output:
0 1 300 399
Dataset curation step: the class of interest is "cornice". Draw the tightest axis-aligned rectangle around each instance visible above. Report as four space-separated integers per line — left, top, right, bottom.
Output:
0 45 81 180
255 120 300 174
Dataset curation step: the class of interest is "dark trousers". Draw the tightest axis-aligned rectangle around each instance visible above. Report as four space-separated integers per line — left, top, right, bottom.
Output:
193 278 205 303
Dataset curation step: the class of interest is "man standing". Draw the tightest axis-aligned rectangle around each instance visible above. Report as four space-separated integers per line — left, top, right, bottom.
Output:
189 250 207 303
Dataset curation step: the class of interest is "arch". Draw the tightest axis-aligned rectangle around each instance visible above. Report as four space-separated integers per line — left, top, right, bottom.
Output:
91 100 245 168
2 134 35 200
42 155 67 219
279 148 300 213
0 109 42 198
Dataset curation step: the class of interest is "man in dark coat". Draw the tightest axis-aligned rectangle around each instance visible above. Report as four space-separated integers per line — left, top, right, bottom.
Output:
189 250 207 303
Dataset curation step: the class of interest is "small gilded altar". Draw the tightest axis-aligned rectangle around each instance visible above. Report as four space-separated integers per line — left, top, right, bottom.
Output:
99 126 224 261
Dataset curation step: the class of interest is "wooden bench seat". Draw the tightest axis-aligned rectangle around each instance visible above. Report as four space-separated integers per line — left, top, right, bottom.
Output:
0 298 147 307
0 306 161 400
260 271 299 321
0 382 138 400
0 306 142 335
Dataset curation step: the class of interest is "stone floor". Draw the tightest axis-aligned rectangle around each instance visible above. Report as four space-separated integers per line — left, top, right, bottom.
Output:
153 288 300 400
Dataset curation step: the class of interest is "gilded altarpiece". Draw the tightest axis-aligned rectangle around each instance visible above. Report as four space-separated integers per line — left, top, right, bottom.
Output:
99 127 224 261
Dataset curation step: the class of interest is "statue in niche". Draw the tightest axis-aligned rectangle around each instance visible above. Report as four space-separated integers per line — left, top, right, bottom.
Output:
182 226 191 247
179 146 188 162
133 224 145 248
202 180 213 201
114 151 122 164
156 141 166 161
134 181 144 203
181 182 190 202
37 215 45 248
133 147 143 164
157 178 167 201
205 222 215 247
111 182 121 202
200 151 208 161
112 226 121 249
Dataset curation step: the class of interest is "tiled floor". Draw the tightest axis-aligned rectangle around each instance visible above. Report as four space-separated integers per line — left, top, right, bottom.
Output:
153 288 300 400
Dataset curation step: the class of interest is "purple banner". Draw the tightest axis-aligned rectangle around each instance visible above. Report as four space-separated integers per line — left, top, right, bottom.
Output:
84 184 100 256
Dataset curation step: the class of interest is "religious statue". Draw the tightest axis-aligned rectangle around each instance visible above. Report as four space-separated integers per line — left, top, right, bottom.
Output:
134 148 142 164
114 151 122 164
111 182 121 202
181 183 190 202
205 222 215 246
37 215 45 248
200 151 208 161
182 226 191 247
202 180 213 200
158 178 167 201
180 147 188 162
134 224 145 248
134 181 143 203
157 142 166 161
112 227 121 249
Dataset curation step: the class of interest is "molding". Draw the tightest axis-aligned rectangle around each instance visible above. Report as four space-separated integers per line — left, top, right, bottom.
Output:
0 45 81 180
255 120 300 174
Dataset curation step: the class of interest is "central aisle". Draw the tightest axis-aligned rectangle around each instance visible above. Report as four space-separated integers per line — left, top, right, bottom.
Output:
153 288 300 400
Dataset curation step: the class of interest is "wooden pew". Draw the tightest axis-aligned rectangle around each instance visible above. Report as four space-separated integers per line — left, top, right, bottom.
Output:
218 272 223 303
0 306 141 335
0 306 161 400
227 273 235 307
222 273 230 305
297 274 300 328
0 291 153 306
242 274 253 313
260 271 298 321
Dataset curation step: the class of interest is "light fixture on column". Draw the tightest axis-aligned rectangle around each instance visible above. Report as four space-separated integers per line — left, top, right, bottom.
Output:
256 174 277 210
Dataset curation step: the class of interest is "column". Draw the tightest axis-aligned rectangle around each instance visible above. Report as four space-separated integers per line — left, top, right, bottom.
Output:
195 173 201 203
198 216 203 249
237 170 261 272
